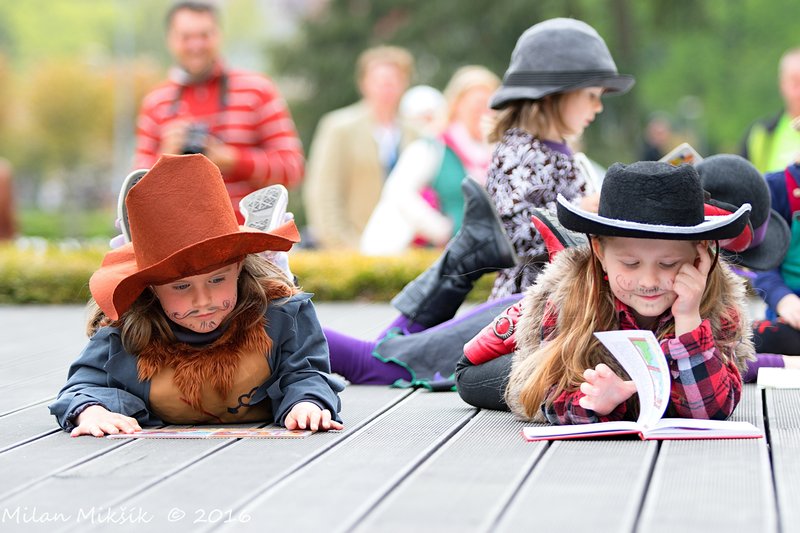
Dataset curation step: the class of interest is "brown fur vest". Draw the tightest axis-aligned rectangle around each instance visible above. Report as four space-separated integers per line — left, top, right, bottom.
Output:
505 245 755 421
137 309 272 412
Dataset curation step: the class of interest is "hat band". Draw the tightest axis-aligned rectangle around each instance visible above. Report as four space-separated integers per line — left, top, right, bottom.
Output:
503 70 619 87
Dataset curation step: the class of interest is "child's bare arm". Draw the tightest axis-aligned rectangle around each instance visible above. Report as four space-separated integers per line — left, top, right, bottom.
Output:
577 363 637 416
71 405 141 438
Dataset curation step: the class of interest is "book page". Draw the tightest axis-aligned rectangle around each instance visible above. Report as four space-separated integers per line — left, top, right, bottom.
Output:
594 330 671 429
757 367 800 388
646 418 763 439
522 421 641 440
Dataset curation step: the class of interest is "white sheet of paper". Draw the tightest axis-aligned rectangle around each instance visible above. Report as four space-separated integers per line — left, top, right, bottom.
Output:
757 367 800 389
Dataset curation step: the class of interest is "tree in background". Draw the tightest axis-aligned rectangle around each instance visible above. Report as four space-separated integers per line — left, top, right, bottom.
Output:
273 0 800 166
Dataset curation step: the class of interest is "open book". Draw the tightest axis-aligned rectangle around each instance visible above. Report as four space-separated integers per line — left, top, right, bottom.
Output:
522 330 763 441
106 427 312 439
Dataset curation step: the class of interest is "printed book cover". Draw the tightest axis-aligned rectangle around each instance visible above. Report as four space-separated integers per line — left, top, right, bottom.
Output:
659 142 703 167
107 427 313 439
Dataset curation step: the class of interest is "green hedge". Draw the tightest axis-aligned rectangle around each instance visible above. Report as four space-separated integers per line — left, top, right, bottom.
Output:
0 243 495 304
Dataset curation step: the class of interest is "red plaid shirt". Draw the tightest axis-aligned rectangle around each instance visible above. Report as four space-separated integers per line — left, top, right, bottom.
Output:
134 63 304 223
541 299 743 424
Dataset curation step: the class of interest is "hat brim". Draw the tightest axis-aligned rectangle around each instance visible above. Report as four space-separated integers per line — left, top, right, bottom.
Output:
721 209 790 271
490 73 635 109
556 194 752 241
90 221 300 320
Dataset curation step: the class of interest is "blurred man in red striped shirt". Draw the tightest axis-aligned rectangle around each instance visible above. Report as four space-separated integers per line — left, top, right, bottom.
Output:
133 1 303 223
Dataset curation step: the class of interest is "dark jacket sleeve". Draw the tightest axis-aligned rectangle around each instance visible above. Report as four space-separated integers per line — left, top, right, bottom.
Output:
48 328 154 431
753 170 796 312
264 293 344 425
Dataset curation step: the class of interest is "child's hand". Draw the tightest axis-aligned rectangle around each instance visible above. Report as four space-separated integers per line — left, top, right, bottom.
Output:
578 363 637 416
776 293 800 329
670 242 710 335
71 405 141 438
285 401 343 432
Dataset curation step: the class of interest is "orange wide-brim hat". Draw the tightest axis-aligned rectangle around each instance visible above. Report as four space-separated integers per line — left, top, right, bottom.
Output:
90 154 300 320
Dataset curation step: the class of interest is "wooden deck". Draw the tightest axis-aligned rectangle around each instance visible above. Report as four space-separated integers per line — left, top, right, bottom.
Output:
0 303 796 532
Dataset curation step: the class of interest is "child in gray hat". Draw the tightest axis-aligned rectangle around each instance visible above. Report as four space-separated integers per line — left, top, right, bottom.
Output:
482 17 635 299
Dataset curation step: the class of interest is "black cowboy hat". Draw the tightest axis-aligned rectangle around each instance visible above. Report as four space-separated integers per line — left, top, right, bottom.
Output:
556 161 751 240
696 154 790 271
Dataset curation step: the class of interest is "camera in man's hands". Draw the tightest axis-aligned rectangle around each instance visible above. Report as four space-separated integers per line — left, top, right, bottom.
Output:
182 122 209 154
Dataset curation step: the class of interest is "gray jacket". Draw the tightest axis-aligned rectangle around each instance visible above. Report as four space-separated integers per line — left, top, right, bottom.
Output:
49 293 344 431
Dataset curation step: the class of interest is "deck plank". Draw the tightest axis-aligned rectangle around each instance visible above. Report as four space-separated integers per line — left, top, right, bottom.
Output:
766 389 800 533
636 384 776 532
53 386 411 532
214 391 476 533
495 439 657 532
353 409 545 533
0 402 60 453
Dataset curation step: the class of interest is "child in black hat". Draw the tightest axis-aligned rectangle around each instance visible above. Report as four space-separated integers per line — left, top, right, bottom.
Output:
458 161 755 424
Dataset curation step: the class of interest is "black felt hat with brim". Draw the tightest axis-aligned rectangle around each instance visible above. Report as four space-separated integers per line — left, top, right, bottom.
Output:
556 161 751 240
696 154 790 271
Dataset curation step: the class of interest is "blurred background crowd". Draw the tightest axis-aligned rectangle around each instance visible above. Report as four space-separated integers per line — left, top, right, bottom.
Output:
0 0 799 247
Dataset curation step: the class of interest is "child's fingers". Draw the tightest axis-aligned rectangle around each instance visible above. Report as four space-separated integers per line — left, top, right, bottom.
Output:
583 368 597 382
284 414 298 430
100 422 120 436
320 409 332 429
320 410 344 431
580 381 597 396
695 242 712 277
578 395 595 410
594 363 613 377
308 410 321 432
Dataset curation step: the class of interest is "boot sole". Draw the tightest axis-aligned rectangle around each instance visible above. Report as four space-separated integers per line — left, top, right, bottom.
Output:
239 185 289 232
117 169 148 243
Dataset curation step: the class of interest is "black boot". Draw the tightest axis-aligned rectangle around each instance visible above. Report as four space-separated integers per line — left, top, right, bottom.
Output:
391 178 518 327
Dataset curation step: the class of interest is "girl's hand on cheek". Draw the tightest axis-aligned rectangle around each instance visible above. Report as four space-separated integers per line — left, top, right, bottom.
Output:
670 243 709 335
578 363 637 416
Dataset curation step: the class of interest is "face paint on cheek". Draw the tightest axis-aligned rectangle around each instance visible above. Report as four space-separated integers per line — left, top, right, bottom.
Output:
614 274 635 291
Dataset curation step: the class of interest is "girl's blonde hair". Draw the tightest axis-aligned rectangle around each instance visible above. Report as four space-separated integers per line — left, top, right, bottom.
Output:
442 65 500 123
488 93 570 143
509 239 740 420
85 255 297 355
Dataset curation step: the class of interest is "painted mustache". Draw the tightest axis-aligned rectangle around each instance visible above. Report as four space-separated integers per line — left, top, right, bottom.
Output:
633 286 666 296
171 300 232 320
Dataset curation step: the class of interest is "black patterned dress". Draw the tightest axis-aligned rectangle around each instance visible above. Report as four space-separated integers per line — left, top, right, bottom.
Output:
485 129 587 298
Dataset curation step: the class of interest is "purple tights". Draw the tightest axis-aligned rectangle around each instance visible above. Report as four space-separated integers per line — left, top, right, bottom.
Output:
326 296 520 385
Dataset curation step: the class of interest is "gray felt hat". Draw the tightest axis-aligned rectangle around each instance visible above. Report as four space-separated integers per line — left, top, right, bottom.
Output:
490 18 635 110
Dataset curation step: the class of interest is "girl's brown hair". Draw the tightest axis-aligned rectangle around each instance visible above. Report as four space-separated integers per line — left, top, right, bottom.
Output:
509 239 739 420
488 94 570 144
85 255 297 355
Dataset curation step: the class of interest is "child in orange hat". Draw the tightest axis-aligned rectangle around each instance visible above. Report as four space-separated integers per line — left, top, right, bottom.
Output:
50 154 343 437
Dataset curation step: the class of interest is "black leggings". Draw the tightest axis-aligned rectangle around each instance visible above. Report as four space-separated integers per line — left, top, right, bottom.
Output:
455 353 513 411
